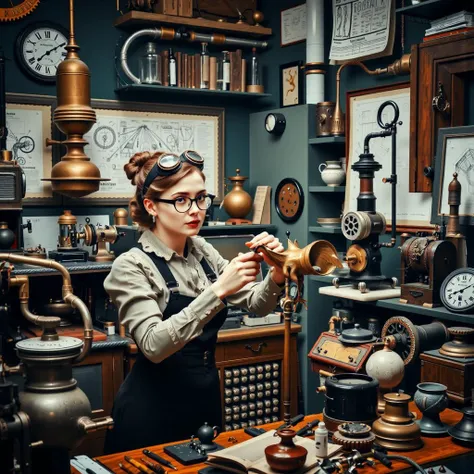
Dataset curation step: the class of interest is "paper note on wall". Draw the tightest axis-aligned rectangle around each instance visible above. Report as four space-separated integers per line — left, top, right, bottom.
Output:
22 215 110 254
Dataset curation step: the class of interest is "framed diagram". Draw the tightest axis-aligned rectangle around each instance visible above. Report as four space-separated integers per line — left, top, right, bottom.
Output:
345 82 433 232
280 3 307 47
72 99 225 205
432 126 474 226
5 93 58 205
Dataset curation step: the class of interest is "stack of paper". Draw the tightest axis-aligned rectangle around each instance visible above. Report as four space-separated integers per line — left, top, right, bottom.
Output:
425 10 474 36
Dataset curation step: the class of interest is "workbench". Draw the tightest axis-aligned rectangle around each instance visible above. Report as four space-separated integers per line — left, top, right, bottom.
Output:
82 406 473 473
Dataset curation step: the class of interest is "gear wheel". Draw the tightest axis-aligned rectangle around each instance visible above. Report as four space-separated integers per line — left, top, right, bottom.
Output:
449 327 474 337
381 316 419 365
0 0 40 22
332 422 375 453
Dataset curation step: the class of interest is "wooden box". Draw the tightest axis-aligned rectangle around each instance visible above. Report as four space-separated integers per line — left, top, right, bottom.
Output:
153 0 178 16
421 350 474 406
178 0 193 17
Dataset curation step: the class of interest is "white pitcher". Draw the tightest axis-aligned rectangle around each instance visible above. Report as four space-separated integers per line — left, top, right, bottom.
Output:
318 160 346 186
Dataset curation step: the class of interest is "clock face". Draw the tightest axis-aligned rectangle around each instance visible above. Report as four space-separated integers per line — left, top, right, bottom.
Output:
275 178 304 223
265 114 276 132
441 269 474 313
0 0 40 22
16 22 68 82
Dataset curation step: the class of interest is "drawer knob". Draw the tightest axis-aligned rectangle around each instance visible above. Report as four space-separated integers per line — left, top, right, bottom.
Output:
245 342 267 354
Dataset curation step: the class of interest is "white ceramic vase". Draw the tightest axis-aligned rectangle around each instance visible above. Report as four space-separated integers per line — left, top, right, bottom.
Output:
318 160 346 187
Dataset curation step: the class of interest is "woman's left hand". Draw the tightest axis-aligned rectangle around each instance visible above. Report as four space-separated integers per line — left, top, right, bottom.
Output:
245 232 285 285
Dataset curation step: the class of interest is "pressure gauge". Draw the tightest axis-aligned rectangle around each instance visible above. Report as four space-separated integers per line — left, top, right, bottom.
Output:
265 113 286 135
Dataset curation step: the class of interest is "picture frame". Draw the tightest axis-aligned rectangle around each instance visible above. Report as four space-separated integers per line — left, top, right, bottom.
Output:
280 61 304 108
280 3 307 47
5 93 60 206
345 82 434 232
63 98 225 206
431 125 474 226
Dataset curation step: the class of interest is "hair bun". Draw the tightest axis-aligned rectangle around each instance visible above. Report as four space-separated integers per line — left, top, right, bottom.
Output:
124 151 154 184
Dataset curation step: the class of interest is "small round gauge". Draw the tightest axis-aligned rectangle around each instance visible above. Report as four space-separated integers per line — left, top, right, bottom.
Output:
275 178 304 223
441 268 474 313
265 113 286 135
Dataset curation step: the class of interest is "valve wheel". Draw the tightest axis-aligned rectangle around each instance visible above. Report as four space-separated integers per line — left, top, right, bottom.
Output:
381 316 419 365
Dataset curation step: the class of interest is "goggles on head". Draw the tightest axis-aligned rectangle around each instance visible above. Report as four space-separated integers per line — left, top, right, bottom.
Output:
141 150 204 199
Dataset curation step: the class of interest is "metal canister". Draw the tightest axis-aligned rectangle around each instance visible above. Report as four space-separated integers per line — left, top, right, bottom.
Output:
316 101 336 137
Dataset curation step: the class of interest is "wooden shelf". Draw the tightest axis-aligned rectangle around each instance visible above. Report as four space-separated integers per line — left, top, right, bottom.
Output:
114 11 272 37
115 84 271 100
396 0 468 20
309 226 343 234
309 137 345 145
309 186 345 193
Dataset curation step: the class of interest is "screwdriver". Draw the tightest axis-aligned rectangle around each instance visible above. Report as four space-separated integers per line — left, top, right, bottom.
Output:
143 449 178 471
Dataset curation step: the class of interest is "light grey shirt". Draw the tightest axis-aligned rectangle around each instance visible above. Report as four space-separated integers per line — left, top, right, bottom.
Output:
104 229 283 364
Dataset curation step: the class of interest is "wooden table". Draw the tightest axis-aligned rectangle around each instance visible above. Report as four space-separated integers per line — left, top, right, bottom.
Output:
78 406 473 473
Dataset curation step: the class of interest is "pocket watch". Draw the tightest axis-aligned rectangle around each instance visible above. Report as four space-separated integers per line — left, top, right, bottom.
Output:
15 21 68 83
274 178 304 223
440 268 474 313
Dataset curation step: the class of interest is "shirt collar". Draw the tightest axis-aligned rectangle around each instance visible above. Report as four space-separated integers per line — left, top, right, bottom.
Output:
138 229 203 262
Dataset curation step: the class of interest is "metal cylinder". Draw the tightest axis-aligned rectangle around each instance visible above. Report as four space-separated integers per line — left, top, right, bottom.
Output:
341 211 386 241
306 0 325 104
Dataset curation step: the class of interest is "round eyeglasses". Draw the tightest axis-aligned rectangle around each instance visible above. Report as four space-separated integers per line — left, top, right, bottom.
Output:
155 193 215 213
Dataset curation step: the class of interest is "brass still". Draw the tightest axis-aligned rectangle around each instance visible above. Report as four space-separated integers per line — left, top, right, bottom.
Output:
222 169 253 224
316 102 336 137
44 0 108 197
1 253 113 464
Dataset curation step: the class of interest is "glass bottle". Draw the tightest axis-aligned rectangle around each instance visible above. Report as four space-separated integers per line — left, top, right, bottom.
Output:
200 42 210 89
139 42 161 84
168 47 177 87
217 50 230 91
248 47 263 93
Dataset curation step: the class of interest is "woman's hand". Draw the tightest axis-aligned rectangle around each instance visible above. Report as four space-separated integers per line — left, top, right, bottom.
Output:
245 232 286 285
211 251 263 299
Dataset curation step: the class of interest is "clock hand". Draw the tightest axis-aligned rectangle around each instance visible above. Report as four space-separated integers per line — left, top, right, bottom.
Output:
450 283 474 297
37 42 66 62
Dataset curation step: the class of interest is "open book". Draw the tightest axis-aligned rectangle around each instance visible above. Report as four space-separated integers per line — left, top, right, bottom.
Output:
206 430 342 474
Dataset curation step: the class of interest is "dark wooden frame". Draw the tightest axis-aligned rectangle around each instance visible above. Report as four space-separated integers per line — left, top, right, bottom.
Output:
5 93 61 206
279 61 304 108
280 3 306 47
274 177 304 223
345 81 433 233
63 98 225 206
431 125 474 227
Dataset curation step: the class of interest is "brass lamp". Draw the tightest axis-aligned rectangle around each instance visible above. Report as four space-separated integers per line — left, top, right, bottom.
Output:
44 0 109 198
331 54 411 137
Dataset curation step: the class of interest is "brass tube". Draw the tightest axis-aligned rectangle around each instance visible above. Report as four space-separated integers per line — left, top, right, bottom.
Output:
0 253 92 361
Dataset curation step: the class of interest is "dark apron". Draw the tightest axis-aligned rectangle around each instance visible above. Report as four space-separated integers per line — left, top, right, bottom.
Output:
104 245 228 454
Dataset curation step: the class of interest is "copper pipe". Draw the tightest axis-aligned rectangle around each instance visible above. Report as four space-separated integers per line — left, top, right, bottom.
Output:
331 54 411 137
328 315 341 333
0 253 92 362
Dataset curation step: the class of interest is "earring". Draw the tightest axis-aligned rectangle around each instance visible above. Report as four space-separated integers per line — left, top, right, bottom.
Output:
152 215 156 223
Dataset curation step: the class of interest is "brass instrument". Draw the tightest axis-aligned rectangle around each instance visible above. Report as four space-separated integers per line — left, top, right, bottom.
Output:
44 0 108 198
446 173 467 268
256 233 341 423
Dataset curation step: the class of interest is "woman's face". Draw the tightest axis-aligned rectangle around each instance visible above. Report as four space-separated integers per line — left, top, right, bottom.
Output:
153 170 207 239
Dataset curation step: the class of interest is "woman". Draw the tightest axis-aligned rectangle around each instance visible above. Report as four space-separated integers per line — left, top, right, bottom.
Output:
103 150 286 454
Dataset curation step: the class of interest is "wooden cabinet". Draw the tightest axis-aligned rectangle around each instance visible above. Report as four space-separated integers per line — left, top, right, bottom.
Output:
126 323 302 430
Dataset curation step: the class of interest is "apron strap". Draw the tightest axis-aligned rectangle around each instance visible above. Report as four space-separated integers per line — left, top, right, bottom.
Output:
199 256 218 283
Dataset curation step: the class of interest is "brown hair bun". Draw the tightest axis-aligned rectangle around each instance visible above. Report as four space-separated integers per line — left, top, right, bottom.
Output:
124 151 155 185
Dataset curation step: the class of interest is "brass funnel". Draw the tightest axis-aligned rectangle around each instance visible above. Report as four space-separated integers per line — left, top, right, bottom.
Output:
43 0 109 198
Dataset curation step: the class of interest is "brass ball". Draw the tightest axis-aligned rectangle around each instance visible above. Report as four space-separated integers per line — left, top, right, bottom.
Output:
253 11 264 25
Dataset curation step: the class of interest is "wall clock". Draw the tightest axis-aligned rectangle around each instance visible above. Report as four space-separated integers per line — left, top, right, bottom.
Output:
440 268 474 313
15 21 68 83
265 113 286 135
1 0 40 22
275 178 304 223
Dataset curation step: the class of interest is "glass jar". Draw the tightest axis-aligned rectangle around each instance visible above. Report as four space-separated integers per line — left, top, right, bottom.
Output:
139 42 161 84
248 47 263 93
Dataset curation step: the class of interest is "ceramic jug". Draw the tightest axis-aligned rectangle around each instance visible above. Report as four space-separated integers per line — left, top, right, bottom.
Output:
318 160 346 187
264 429 307 472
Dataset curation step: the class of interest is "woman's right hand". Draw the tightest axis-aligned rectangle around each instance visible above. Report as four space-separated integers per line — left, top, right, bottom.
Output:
211 251 263 299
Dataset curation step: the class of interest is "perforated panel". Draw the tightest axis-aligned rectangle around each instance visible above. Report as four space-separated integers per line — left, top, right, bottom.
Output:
0 173 16 201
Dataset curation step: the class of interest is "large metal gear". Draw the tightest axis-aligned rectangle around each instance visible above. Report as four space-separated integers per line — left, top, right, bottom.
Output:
0 0 40 22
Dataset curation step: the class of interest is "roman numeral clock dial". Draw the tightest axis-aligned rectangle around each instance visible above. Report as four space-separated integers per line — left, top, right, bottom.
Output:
15 21 68 83
441 268 474 314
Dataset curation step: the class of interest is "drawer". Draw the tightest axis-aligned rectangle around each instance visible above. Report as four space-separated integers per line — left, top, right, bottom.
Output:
224 336 283 361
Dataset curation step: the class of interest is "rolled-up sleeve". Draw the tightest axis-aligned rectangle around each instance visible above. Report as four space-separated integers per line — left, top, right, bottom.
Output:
104 252 226 363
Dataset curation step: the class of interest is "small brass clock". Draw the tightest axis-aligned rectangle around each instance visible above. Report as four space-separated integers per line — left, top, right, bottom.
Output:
275 178 304 223
15 21 68 83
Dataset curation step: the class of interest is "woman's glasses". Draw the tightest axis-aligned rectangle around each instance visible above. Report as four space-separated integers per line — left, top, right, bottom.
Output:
141 150 204 199
155 193 215 213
